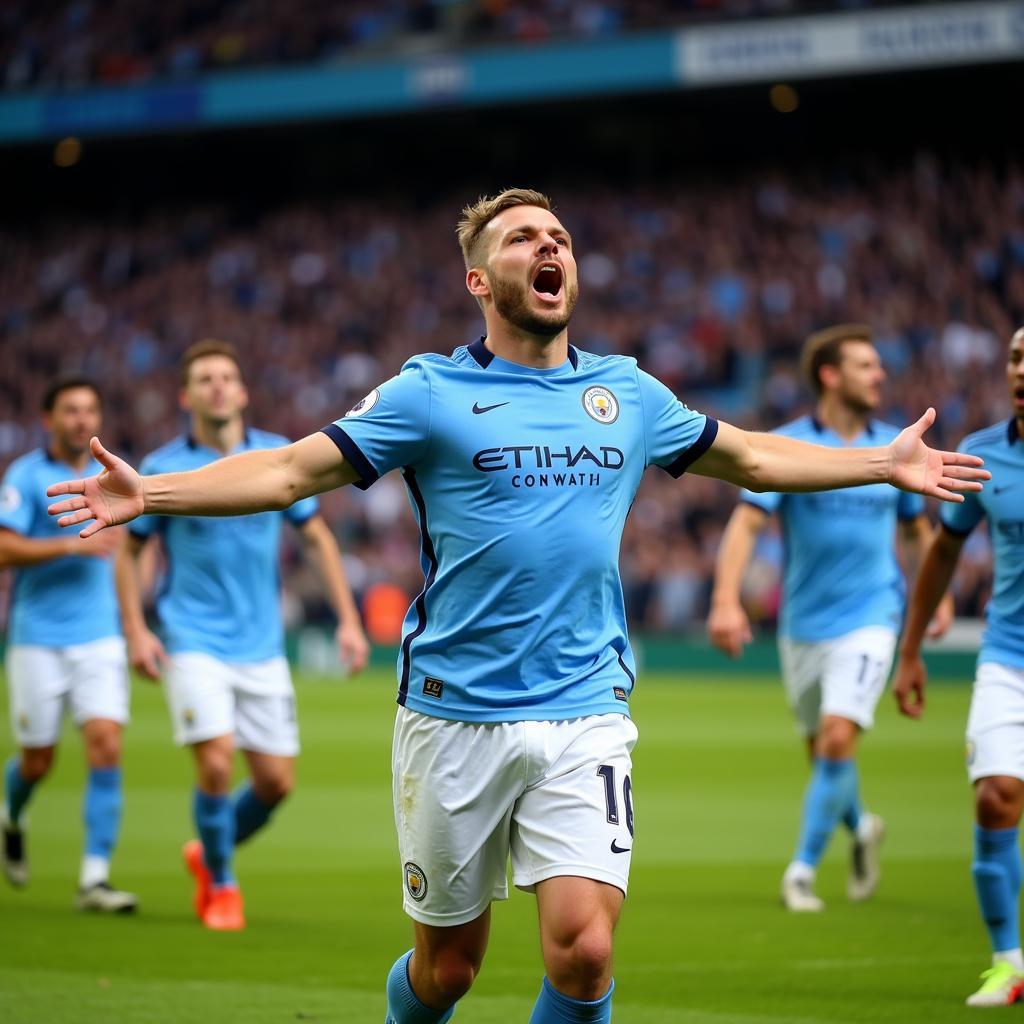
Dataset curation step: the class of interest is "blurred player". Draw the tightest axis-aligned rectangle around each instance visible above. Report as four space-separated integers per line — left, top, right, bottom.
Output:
47 191 986 1023
894 327 1024 1007
115 340 369 931
0 379 136 912
708 325 953 912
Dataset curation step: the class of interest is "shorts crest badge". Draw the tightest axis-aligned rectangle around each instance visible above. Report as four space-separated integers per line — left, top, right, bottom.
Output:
582 386 619 424
404 861 428 902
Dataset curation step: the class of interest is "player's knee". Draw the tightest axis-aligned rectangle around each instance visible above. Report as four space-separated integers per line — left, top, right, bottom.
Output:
817 718 858 760
546 925 613 998
85 733 121 769
254 772 293 806
20 747 54 782
976 779 1024 829
196 754 233 794
425 950 478 1005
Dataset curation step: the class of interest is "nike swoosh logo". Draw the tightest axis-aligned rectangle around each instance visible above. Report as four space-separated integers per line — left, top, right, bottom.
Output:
472 402 509 415
610 840 631 854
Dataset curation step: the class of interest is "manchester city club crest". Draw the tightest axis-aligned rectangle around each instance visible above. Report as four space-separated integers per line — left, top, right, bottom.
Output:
404 861 428 902
582 386 619 424
345 388 381 417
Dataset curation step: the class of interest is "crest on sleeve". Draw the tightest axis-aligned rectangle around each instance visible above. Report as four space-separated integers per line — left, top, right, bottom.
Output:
582 386 619 424
0 485 21 511
345 388 381 418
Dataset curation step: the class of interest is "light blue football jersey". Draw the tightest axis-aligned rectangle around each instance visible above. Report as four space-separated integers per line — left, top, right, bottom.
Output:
740 415 924 642
322 339 717 723
0 448 121 646
941 419 1024 669
130 430 318 663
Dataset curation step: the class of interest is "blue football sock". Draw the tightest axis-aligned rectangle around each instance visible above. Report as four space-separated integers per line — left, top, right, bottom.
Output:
529 977 614 1023
972 825 1022 954
83 766 122 859
193 788 236 887
841 761 862 833
4 756 37 826
385 950 455 1024
233 782 277 846
794 757 857 867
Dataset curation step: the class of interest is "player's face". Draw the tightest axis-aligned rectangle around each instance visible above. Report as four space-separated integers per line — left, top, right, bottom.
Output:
481 205 579 338
181 355 248 425
836 341 885 413
44 387 101 457
1008 330 1024 419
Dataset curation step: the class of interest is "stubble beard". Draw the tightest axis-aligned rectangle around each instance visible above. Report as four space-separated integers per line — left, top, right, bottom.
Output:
490 271 579 339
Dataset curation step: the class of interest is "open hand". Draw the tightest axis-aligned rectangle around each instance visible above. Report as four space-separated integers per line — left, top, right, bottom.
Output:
889 409 989 501
46 437 145 537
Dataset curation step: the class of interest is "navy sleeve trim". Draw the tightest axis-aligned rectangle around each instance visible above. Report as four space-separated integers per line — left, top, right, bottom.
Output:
660 417 719 479
940 519 975 539
320 424 379 491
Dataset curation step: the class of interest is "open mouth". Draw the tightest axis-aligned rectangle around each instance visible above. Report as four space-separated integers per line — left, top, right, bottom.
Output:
532 262 563 301
1015 386 1024 405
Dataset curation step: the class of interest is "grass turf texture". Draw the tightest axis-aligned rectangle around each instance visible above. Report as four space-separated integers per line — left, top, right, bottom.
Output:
0 669 986 1022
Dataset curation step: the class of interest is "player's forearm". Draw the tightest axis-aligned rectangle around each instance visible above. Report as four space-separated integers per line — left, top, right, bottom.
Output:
899 531 962 657
114 543 148 638
744 433 891 493
897 516 933 582
710 510 761 609
302 519 361 626
0 531 74 568
142 447 301 518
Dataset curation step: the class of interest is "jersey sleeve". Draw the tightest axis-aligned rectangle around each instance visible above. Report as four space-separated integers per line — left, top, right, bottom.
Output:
284 493 319 526
940 437 985 536
896 488 926 522
636 368 718 477
738 486 782 515
129 454 166 540
0 460 37 536
320 362 431 490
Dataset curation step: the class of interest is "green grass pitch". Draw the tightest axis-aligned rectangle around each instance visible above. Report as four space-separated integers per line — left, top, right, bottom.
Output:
0 669 989 1022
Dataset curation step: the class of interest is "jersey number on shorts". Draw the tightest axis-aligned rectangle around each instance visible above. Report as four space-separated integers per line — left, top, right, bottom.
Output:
597 764 635 837
856 654 886 694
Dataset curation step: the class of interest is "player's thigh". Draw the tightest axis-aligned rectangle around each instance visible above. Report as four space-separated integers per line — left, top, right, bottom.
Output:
511 714 638 898
778 637 825 737
66 636 130 731
820 626 897 732
5 645 71 748
165 652 235 746
967 663 1024 785
393 708 525 928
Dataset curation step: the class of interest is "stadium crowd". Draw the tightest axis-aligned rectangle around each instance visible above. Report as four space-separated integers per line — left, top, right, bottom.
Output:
3 0 947 92
2 153 1020 634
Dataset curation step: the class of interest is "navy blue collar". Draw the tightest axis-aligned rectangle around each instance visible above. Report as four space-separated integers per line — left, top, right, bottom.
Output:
469 336 578 371
810 415 875 438
1010 417 1022 445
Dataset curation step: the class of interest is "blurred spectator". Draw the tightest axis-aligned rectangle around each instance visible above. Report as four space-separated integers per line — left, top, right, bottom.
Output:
1 152 1021 634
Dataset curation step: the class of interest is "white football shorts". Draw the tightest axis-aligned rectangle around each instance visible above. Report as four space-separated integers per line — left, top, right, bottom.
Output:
165 652 299 756
7 637 130 747
392 709 638 927
778 625 898 737
966 662 1024 783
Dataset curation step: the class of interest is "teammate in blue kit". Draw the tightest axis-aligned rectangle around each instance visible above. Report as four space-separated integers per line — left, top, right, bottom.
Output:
0 379 137 912
708 324 953 912
114 340 369 931
47 189 987 1022
894 327 1024 1007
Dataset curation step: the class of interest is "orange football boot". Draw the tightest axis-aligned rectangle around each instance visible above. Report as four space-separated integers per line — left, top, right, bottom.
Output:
182 839 212 919
202 884 245 931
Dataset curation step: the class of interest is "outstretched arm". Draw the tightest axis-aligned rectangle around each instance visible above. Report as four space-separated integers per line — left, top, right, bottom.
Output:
0 525 123 566
298 515 370 675
48 432 358 537
689 409 987 500
707 503 769 658
892 526 966 719
898 515 955 639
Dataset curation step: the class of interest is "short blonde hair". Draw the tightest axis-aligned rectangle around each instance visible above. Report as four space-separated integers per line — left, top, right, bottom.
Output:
801 323 873 396
456 188 554 270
